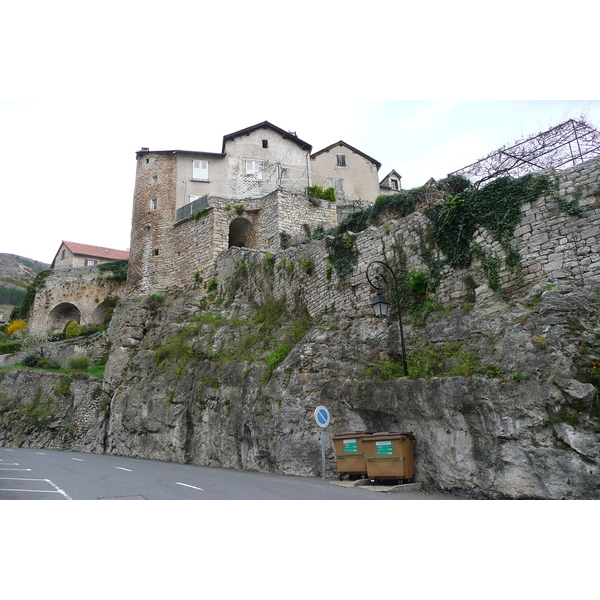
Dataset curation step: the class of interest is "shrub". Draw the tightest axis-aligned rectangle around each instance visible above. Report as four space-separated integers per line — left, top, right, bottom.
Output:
68 356 90 371
6 319 28 337
306 185 336 203
23 354 42 367
64 321 83 339
0 341 22 355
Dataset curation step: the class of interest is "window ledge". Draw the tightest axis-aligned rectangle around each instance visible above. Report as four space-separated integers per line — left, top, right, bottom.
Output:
191 179 210 182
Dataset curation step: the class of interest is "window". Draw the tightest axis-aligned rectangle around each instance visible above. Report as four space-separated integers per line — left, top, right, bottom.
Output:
262 139 268 148
336 154 347 167
192 159 209 180
152 175 158 183
61 249 65 260
85 259 97 266
150 198 158 211
245 160 263 180
390 178 399 190
328 177 343 194
280 167 289 179
153 249 159 256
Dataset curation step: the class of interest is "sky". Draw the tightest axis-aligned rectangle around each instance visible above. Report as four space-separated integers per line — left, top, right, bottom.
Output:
1 2 598 266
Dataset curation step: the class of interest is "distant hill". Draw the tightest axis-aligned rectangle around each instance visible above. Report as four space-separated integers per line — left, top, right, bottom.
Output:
0 253 50 322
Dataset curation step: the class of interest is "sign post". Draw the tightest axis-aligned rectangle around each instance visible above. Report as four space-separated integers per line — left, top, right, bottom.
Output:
314 406 330 479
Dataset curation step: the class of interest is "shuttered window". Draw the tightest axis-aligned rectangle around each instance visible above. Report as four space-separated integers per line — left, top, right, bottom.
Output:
245 160 263 180
192 160 209 180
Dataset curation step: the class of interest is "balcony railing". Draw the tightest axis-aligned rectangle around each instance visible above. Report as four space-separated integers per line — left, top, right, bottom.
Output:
175 195 210 222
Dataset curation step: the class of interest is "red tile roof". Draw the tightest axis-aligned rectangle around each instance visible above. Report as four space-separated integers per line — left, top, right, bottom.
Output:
62 241 129 260
51 241 129 267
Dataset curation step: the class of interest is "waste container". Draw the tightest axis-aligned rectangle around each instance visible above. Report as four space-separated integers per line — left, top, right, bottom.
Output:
362 432 415 483
332 431 375 480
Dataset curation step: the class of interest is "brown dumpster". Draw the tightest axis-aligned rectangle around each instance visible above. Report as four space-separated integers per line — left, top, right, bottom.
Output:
362 432 415 483
332 431 375 480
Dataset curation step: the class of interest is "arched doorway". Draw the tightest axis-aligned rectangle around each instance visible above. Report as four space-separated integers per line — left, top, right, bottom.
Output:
92 299 118 326
228 218 253 248
47 302 81 333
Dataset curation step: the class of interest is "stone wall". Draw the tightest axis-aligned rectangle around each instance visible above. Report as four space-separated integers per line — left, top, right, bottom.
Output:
127 152 178 295
128 188 338 294
215 157 600 319
27 266 126 336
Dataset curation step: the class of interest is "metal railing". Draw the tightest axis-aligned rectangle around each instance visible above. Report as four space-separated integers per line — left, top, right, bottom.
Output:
175 194 210 222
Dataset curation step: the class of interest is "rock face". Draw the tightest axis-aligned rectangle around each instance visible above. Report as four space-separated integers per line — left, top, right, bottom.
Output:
2 280 599 499
2 158 600 499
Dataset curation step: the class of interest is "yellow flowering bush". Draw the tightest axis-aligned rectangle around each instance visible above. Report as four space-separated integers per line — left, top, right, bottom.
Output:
6 319 27 337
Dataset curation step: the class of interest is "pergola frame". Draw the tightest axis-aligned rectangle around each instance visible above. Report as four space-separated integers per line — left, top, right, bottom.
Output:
448 118 600 187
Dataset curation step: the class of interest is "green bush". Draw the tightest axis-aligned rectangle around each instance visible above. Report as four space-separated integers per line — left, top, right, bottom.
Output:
306 185 336 203
23 355 42 367
64 321 83 339
68 356 90 371
0 341 22 355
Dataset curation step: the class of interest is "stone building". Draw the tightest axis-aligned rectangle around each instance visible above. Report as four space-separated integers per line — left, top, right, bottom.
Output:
127 121 389 295
51 241 129 270
379 170 403 194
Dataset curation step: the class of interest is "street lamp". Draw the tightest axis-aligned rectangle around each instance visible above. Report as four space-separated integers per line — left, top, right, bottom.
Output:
366 260 408 376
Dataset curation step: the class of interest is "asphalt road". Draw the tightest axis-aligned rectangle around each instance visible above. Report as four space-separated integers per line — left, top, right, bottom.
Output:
0 446 458 500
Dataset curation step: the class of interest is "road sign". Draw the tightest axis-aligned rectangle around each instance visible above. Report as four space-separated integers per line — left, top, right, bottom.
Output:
314 406 330 428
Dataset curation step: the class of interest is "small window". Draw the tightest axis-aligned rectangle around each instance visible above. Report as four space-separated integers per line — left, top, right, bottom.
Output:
336 154 347 167
146 158 150 164
150 198 158 211
245 160 263 180
390 178 399 190
152 175 158 183
328 177 343 194
192 159 209 180
61 249 65 260
153 249 159 256
85 259 97 266
262 139 268 148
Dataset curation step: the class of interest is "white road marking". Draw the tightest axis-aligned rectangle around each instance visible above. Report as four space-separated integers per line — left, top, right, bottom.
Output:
0 478 72 499
176 482 204 491
46 479 72 500
0 468 31 471
36 452 46 455
115 467 132 472
71 458 84 462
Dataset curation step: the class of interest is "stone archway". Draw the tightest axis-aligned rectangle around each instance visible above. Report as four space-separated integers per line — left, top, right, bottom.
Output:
91 299 118 326
47 302 81 333
228 218 254 248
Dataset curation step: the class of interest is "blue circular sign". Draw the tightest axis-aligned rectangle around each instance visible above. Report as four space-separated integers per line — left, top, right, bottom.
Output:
314 406 330 428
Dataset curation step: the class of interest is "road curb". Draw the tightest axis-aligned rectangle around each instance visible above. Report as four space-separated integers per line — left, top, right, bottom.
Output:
330 479 422 493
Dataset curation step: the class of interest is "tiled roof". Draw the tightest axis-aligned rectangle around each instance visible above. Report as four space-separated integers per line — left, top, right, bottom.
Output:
51 241 129 267
311 141 381 170
62 241 129 260
222 121 312 153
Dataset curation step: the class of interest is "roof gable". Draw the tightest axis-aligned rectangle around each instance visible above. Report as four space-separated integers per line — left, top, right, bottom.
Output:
380 170 402 185
311 141 382 170
51 241 129 267
222 121 312 153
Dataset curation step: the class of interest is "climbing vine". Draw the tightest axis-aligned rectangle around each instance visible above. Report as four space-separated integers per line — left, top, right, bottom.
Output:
425 173 553 272
325 231 359 278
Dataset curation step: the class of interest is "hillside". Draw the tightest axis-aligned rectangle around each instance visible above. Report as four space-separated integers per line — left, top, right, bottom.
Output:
0 253 50 321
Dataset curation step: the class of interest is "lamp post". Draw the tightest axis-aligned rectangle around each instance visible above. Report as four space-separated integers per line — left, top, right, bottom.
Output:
366 260 408 376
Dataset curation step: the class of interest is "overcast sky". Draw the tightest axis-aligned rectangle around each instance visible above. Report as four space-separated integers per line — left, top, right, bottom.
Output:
1 2 598 264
